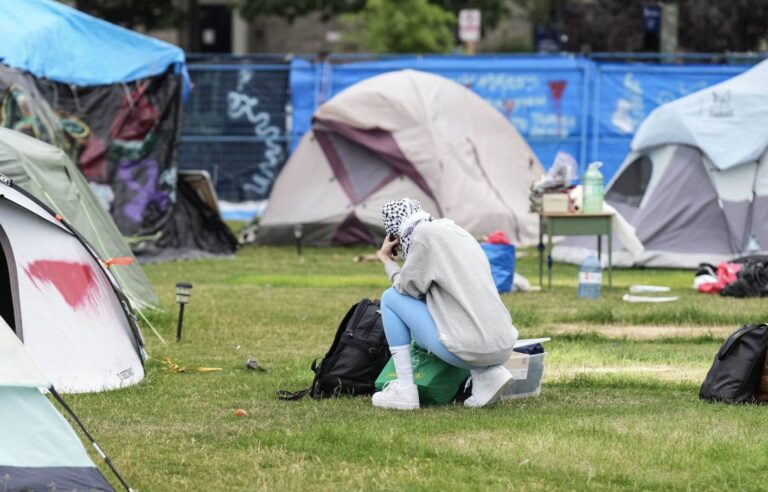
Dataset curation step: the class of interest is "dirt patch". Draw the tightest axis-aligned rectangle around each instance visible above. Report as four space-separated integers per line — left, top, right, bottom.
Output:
541 324 732 340
547 364 706 382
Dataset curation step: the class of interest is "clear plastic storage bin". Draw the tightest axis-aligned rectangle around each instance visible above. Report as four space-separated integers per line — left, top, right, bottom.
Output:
501 352 545 400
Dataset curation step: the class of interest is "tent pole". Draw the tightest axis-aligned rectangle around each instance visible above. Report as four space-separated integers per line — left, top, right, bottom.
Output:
49 387 134 492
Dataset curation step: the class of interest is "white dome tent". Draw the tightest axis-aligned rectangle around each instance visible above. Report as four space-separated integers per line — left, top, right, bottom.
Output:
0 175 145 393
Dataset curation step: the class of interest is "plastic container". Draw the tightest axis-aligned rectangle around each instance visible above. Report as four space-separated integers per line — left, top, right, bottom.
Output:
501 353 546 400
578 255 602 298
582 161 604 213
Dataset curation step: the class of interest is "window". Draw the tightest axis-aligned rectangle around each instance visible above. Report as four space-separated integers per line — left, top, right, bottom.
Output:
0 231 16 332
605 156 653 207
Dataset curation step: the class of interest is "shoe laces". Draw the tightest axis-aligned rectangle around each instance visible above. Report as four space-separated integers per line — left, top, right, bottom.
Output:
381 380 399 393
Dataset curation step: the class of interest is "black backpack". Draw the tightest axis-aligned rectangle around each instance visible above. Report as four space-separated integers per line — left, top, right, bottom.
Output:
278 299 389 400
700 323 768 404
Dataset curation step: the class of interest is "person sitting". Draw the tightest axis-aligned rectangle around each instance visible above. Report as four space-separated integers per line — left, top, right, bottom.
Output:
374 198 518 410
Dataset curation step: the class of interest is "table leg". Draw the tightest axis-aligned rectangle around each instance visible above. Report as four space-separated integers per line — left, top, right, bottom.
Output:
608 220 613 290
547 218 553 290
538 215 544 288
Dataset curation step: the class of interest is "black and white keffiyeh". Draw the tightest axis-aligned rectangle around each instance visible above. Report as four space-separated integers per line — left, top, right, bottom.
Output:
381 198 432 260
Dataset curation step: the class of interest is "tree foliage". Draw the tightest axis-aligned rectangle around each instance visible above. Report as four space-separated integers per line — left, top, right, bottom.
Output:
238 0 366 23
238 0 505 29
73 0 181 30
349 0 456 53
562 0 768 53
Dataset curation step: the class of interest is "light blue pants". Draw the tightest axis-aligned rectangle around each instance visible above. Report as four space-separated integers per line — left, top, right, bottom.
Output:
380 287 473 370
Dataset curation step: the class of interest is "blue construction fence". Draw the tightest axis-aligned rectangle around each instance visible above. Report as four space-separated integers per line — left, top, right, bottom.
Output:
178 53 760 202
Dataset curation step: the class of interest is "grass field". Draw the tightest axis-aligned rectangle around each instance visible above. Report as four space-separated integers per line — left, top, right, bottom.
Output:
62 245 768 491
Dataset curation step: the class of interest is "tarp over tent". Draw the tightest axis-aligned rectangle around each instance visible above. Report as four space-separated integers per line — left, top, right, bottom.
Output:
0 0 190 96
554 60 768 268
0 126 158 308
259 69 544 245
0 0 237 260
0 176 145 393
0 317 115 491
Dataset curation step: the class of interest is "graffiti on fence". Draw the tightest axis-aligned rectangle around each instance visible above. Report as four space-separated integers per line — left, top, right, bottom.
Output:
227 69 284 196
457 72 580 138
611 73 645 134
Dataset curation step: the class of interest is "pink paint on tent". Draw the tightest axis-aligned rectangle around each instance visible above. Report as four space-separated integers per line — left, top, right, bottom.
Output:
24 260 101 310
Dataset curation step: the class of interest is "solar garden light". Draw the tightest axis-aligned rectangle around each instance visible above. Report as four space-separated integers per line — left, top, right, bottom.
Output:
293 223 303 256
175 282 192 341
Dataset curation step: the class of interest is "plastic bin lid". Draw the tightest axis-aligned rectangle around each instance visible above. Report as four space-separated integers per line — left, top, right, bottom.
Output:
514 338 551 348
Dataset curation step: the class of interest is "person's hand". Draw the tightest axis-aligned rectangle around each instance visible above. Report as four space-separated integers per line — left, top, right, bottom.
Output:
378 235 399 263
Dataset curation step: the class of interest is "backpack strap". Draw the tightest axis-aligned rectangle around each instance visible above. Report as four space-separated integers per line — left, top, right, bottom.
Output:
717 324 764 359
276 357 323 401
276 388 310 400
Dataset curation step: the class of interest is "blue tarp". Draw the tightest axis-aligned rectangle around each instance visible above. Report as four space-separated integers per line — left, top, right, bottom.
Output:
0 0 190 96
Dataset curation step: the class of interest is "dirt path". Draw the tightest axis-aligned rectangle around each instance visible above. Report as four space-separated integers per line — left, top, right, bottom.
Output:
534 324 723 382
541 324 733 340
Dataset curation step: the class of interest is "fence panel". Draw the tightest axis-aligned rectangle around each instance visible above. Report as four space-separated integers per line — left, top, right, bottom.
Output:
180 54 764 203
178 59 291 201
591 63 747 180
321 55 592 171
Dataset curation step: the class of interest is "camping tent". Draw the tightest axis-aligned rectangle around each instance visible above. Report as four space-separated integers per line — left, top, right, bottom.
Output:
0 127 158 308
0 317 117 491
0 0 237 260
553 60 768 268
259 69 544 246
0 175 145 393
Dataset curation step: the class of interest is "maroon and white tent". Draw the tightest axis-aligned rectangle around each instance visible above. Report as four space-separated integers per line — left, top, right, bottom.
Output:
259 69 544 246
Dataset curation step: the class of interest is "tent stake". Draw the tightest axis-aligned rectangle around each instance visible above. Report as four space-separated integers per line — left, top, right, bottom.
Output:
49 387 134 492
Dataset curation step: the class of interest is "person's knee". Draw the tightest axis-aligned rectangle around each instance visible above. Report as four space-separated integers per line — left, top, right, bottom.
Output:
380 287 398 309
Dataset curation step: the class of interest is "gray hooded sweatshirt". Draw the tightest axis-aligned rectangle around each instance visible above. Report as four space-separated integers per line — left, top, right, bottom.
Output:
384 219 518 366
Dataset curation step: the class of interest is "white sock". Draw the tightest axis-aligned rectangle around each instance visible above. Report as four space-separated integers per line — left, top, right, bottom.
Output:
389 344 415 388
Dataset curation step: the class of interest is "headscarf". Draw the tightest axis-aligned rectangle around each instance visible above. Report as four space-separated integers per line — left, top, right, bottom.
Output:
381 198 432 260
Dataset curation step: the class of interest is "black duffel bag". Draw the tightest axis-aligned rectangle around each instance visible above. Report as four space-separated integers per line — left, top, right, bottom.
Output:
700 323 768 404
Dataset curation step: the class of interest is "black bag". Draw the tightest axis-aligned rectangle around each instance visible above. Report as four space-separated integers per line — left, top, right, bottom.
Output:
699 323 768 404
278 299 389 400
720 261 768 298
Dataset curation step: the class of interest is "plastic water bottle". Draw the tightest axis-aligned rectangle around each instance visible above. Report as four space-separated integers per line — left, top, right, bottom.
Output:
578 256 602 299
582 161 604 213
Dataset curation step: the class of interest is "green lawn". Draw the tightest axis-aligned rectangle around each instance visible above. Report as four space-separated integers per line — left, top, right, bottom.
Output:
62 246 768 491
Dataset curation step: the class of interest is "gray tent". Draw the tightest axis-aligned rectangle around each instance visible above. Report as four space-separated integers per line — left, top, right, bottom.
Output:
0 127 158 308
554 61 768 268
259 70 544 246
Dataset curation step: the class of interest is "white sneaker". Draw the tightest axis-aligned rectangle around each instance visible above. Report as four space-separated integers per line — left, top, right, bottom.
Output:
464 365 513 408
372 380 420 410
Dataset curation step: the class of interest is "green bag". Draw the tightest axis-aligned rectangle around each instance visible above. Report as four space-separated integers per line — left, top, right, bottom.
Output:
375 343 469 405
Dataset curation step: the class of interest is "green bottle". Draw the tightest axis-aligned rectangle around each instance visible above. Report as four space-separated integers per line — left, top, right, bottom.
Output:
582 161 604 213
